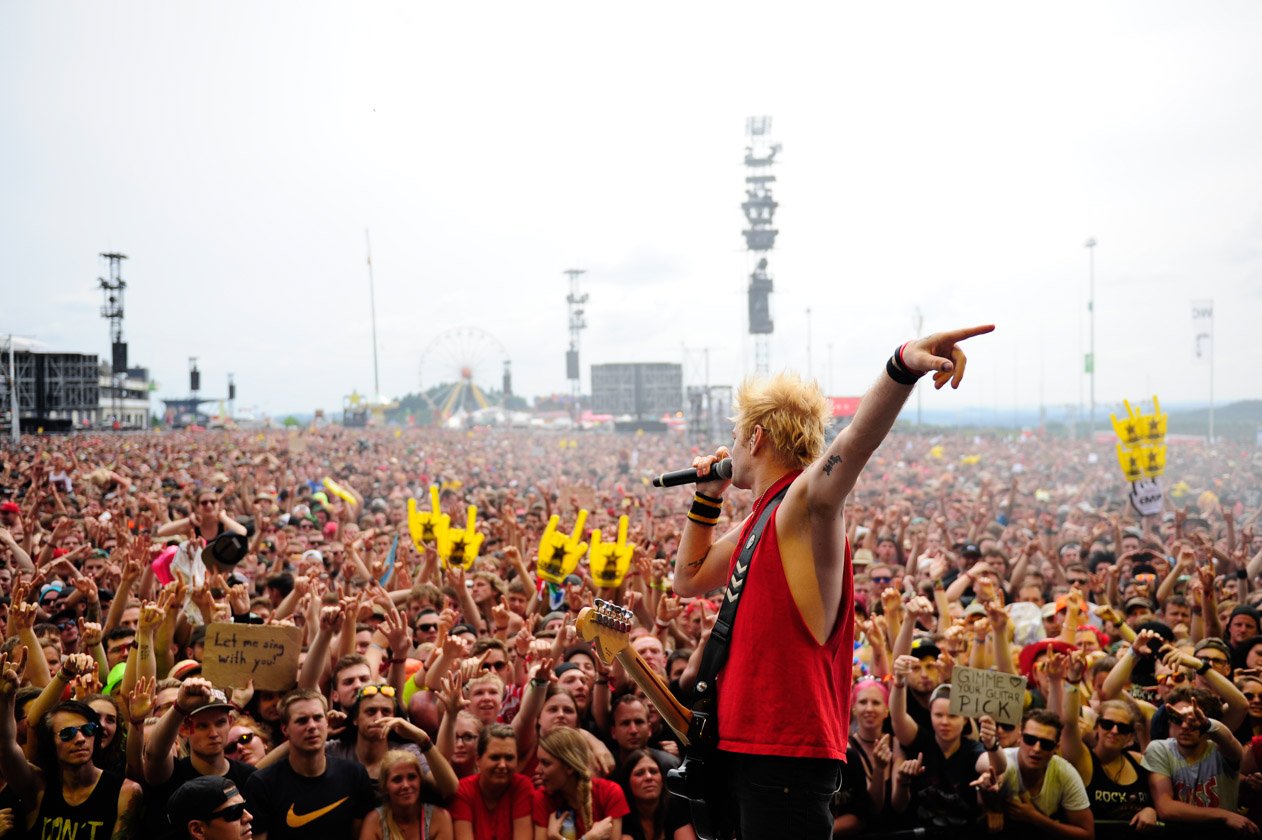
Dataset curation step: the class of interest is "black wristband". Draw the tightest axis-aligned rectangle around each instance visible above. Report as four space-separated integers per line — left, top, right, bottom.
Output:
695 491 723 506
885 356 921 386
1237 568 1248 580
1197 659 1212 675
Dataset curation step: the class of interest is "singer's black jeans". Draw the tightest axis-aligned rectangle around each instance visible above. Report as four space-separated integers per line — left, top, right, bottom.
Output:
723 751 842 839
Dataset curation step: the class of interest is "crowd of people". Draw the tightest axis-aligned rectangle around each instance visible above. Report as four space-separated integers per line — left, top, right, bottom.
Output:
0 420 1260 839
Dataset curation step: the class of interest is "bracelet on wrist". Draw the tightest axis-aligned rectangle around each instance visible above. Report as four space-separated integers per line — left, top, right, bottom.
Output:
885 343 924 386
655 618 670 628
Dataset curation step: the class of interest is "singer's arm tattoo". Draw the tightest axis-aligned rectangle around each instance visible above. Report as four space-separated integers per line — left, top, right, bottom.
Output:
685 548 711 570
822 454 843 476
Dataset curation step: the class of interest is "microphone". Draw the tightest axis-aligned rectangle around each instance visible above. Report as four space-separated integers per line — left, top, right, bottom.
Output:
651 458 732 488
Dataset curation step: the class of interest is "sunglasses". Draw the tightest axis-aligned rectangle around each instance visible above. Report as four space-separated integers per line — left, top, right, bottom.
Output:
1097 718 1135 735
481 661 508 672
1021 733 1057 751
57 722 101 742
205 802 248 823
1167 709 1208 730
223 732 256 755
997 722 1016 732
1245 692 1262 702
358 684 397 700
870 576 892 584
416 623 438 633
1067 578 1090 587
1200 655 1229 667
1158 672 1190 686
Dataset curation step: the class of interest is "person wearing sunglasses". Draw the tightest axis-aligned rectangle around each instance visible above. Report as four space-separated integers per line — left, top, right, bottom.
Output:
225 718 271 767
1143 686 1255 833
0 658 143 840
328 683 458 800
168 775 254 840
1052 649 1159 832
141 679 257 839
991 709 1093 840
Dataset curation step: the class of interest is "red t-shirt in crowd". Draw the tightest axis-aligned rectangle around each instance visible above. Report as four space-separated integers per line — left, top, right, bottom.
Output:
449 773 534 840
531 778 630 834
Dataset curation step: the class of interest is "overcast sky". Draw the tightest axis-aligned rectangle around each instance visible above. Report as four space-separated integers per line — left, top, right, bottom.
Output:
3 3 1260 424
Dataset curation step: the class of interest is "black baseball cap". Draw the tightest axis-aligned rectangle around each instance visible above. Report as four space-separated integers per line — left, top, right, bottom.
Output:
168 776 241 825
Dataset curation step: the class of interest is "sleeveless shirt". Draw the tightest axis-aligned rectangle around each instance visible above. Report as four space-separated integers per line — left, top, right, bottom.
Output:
36 770 123 840
1085 750 1150 820
716 470 856 760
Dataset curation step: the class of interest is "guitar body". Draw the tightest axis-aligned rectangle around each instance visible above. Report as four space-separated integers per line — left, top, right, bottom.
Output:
666 747 733 840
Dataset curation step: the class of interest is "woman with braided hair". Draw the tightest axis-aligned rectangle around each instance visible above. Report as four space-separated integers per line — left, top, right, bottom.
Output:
532 726 627 840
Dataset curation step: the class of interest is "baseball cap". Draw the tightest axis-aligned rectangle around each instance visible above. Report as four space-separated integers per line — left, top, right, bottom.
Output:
0 501 19 513
169 660 203 680
960 543 982 558
1124 596 1156 614
910 637 941 661
187 687 235 718
168 776 242 826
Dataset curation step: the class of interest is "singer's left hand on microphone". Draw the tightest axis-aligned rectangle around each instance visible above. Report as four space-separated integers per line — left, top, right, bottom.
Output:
692 446 733 494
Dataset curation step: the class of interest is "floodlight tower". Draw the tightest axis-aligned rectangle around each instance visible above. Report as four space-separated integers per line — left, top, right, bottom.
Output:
564 268 588 420
97 252 128 424
743 117 780 374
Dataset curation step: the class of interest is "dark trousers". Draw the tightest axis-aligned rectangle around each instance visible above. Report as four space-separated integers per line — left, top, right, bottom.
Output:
723 751 843 840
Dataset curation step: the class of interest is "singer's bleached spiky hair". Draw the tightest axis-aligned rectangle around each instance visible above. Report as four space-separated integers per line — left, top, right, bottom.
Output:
732 372 831 469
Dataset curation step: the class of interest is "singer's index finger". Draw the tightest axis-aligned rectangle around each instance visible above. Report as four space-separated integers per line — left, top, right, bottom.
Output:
617 515 628 546
571 509 588 543
939 323 995 343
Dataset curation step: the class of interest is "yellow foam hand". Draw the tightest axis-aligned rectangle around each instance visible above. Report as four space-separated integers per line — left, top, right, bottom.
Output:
437 506 484 570
1141 444 1167 479
1116 443 1143 483
536 510 589 585
589 515 634 589
322 477 357 508
1144 395 1167 443
1111 399 1142 447
407 486 450 554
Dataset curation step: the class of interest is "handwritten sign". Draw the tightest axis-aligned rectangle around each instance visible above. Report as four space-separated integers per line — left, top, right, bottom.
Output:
949 665 1026 727
201 622 303 692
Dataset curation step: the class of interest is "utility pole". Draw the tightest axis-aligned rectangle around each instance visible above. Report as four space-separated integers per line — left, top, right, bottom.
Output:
365 230 381 403
1085 237 1097 435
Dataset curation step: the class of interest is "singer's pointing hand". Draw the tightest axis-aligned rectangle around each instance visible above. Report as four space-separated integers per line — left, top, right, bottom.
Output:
901 324 995 390
691 446 733 495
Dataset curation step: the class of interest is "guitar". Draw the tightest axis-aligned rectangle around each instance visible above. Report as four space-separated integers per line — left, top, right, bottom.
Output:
575 600 730 840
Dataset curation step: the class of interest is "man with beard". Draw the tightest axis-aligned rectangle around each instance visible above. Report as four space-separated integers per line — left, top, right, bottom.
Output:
1143 686 1255 833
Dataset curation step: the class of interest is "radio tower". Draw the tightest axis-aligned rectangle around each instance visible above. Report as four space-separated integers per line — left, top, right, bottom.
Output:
564 269 588 421
743 117 780 374
97 252 128 425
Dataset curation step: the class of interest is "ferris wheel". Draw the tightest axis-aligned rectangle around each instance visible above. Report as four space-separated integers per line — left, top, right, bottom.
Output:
418 327 512 417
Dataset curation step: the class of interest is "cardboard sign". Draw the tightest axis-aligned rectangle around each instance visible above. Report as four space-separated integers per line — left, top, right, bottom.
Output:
201 622 303 692
949 665 1026 727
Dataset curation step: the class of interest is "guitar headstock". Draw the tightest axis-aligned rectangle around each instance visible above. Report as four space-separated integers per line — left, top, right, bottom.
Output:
575 599 635 665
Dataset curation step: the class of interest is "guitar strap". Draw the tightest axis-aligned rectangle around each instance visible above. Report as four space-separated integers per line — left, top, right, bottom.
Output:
687 481 791 745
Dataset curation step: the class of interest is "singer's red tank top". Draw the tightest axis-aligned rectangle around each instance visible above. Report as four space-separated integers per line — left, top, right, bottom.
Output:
716 470 855 761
